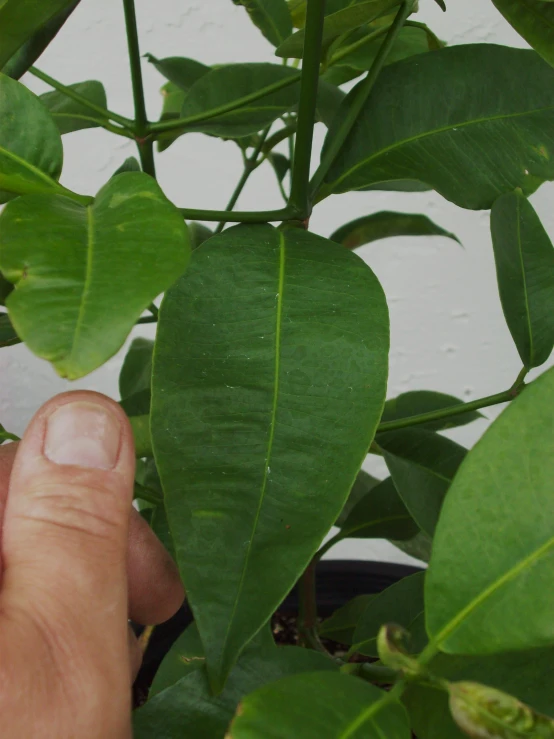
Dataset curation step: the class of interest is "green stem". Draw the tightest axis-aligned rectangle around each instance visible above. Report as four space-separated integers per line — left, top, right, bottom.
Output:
148 74 300 135
315 531 344 561
122 0 156 177
148 302 159 319
377 387 524 435
309 1 413 200
341 662 400 685
297 558 324 651
288 0 326 218
29 66 134 130
137 315 158 325
215 126 272 234
179 207 297 223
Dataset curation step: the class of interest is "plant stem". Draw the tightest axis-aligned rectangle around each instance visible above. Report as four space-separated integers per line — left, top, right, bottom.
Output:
315 531 344 561
149 74 301 135
297 557 326 651
288 0 326 218
122 0 156 177
137 315 158 325
29 66 134 130
309 0 413 200
215 127 272 234
147 302 159 319
179 207 297 223
377 386 525 435
342 662 400 685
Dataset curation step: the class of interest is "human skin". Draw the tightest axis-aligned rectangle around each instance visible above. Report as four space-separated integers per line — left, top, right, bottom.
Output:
0 391 184 738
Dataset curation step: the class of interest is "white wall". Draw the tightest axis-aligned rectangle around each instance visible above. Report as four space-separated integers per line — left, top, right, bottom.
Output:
2 0 552 565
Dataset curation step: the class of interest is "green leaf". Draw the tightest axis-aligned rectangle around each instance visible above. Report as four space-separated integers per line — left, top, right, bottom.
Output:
0 312 21 347
0 73 64 202
0 273 13 306
146 54 210 91
275 0 402 58
268 153 290 184
112 157 141 177
151 223 389 690
2 1 80 80
379 429 467 537
315 79 346 128
119 337 154 416
335 469 381 527
227 672 411 738
150 622 207 697
134 642 336 739
40 81 108 135
188 222 214 250
491 0 554 68
0 422 19 443
351 572 426 656
380 390 483 432
331 211 460 249
0 173 189 379
404 647 554 739
319 594 375 644
426 366 554 655
156 82 186 153
337 477 419 542
491 190 554 370
0 0 80 69
178 63 300 138
232 0 293 47
323 45 554 210
389 529 433 563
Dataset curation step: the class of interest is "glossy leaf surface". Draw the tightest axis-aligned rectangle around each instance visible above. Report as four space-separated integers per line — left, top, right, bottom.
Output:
324 45 554 209
426 367 554 655
275 0 401 58
134 643 336 739
491 0 554 67
0 0 79 69
0 73 64 201
319 594 375 644
337 477 418 542
232 0 293 47
0 173 189 379
405 646 554 739
491 191 554 369
227 672 411 738
179 64 300 138
151 223 389 690
352 572 426 656
331 211 460 249
380 429 467 537
380 390 483 432
40 81 108 135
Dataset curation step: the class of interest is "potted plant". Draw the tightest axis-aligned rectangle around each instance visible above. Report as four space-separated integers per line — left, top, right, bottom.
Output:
2 0 554 736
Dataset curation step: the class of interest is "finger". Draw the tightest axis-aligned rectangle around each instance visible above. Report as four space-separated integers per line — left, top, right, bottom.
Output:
128 508 184 625
0 441 17 530
0 391 135 682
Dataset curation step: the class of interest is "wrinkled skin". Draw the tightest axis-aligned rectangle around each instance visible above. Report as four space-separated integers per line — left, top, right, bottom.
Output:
0 391 184 738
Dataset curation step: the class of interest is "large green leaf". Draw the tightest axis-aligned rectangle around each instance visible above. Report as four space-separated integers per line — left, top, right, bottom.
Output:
275 0 402 58
336 476 418 543
379 429 467 537
0 0 79 69
380 390 483 432
0 172 189 379
2 1 80 80
178 64 300 138
491 0 554 68
351 571 426 656
323 45 554 210
404 646 554 739
151 223 389 690
491 190 554 370
40 81 108 135
0 73 65 202
134 643 336 739
330 212 460 249
227 672 411 738
319 594 375 644
0 312 21 347
146 54 210 92
335 469 381 527
232 0 293 47
426 366 554 655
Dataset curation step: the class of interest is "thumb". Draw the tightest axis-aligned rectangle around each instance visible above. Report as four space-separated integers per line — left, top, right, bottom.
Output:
0 391 135 674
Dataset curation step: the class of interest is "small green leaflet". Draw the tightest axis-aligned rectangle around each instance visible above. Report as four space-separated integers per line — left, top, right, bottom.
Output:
40 81 108 135
232 0 293 47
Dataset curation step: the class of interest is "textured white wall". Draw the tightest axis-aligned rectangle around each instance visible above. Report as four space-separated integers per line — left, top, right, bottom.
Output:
2 0 552 565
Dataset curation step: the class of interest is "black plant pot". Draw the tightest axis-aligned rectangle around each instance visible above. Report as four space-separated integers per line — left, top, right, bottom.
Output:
134 559 423 700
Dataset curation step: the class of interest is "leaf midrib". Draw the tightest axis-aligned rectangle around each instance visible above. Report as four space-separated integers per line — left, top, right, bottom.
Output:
515 194 535 367
0 143 60 189
221 231 286 658
330 105 554 189
67 204 95 373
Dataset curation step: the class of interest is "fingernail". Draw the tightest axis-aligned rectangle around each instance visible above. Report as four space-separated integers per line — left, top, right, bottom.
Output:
44 402 121 470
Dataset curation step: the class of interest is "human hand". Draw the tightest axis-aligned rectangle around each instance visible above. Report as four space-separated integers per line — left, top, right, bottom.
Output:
0 391 184 738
